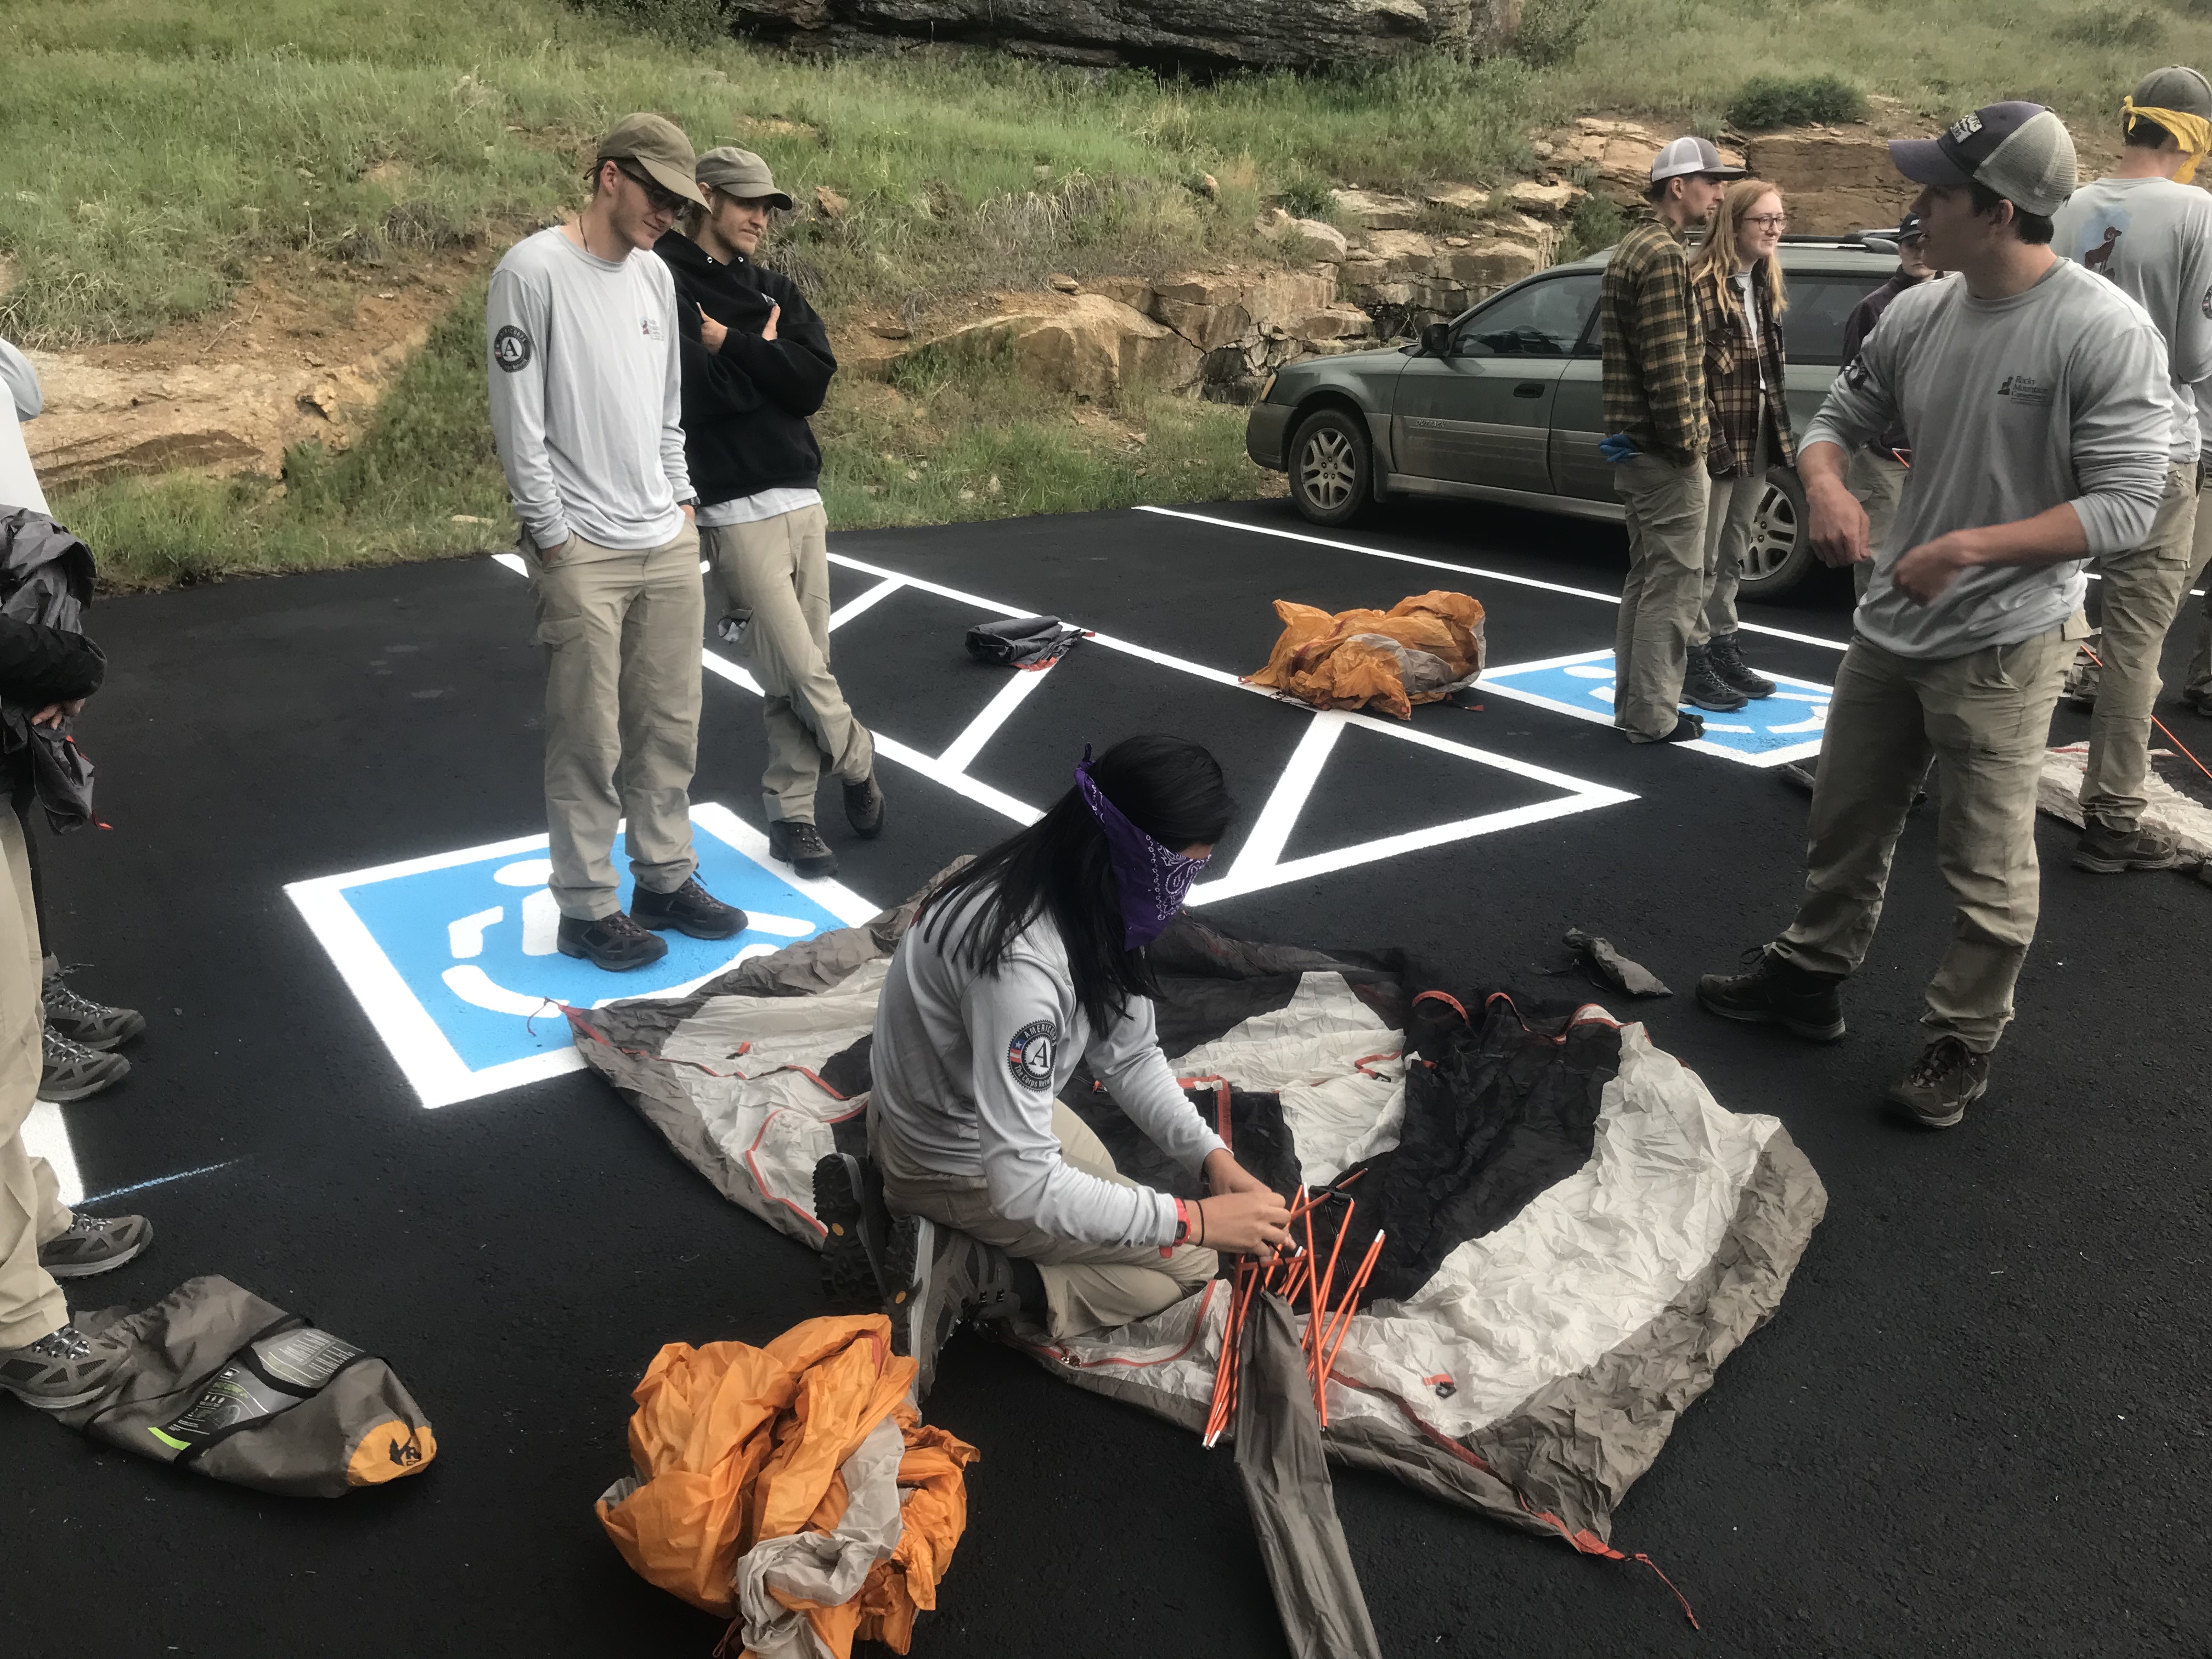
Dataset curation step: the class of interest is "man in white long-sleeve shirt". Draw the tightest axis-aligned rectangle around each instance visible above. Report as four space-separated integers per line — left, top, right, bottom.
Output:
2051 65 2212 873
1698 103 2171 1129
487 113 747 970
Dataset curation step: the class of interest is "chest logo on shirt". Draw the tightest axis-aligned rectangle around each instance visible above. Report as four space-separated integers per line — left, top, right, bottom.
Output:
641 315 666 341
1996 373 2054 409
1007 1020 1057 1091
492 325 533 373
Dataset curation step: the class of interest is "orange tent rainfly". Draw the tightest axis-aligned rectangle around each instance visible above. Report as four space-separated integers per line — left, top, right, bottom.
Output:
1244 590 1486 721
596 1314 978 1657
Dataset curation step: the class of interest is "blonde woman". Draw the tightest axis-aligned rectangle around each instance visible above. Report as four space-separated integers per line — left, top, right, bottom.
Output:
1683 178 1796 708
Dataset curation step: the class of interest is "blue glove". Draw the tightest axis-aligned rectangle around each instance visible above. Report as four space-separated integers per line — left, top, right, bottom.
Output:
1599 433 1641 464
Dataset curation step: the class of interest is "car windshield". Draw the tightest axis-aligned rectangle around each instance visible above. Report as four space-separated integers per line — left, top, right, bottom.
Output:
1455 275 1597 358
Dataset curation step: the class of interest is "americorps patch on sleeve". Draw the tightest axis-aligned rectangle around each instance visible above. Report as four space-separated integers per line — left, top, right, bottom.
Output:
286 804 878 1108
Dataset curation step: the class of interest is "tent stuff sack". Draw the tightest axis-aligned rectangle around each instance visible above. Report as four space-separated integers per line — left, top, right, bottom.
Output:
55 1276 435 1497
964 614 1086 670
567 891 1826 1562
1244 591 1486 720
596 1313 978 1656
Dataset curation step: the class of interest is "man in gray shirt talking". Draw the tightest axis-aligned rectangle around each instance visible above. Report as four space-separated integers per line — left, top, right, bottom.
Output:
1698 103 2170 1129
488 114 748 970
2052 65 2212 874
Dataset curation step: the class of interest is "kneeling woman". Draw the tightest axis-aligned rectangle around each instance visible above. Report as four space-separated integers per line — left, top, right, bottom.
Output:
866 735 1291 1395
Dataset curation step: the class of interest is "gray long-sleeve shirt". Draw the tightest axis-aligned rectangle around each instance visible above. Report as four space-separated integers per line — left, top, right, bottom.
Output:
2053 174 2212 462
870 886 1225 1251
1802 260 2171 659
485 226 690 556
0 337 47 516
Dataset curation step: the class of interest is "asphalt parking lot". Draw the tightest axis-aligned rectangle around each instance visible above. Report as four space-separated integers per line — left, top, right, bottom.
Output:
5 495 2209 1657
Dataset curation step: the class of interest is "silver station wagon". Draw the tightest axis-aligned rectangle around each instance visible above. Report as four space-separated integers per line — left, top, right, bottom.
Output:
1245 236 1900 598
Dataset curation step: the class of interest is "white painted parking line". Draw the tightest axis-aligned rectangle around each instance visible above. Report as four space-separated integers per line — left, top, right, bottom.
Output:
1134 504 1854 651
485 550 1638 905
1481 647 1830 768
287 803 878 1108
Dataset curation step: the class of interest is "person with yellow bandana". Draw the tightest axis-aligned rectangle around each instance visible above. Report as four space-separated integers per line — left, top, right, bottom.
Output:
2052 66 2212 874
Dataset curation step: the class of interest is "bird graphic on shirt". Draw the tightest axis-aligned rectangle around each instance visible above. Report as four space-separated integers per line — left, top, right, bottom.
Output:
2083 226 2121 276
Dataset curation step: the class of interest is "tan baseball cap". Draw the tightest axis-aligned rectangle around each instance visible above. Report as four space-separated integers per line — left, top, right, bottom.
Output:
694 146 795 211
595 112 708 209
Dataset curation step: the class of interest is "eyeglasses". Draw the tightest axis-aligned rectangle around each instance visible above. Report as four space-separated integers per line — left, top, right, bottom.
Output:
614 162 687 216
1743 213 1789 230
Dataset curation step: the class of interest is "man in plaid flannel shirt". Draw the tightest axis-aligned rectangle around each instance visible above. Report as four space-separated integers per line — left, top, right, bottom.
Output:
1599 135 1743 743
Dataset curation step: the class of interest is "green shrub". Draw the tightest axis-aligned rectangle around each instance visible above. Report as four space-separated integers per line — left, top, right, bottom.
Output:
2058 8 2166 48
1277 172 1335 219
1512 0 1601 67
1727 74 1870 131
1556 191 1625 264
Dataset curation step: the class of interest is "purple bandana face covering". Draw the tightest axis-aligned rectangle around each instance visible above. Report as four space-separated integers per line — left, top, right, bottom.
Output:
1074 749 1211 950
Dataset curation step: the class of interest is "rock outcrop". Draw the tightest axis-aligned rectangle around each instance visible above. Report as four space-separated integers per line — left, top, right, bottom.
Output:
1546 117 1746 206
718 0 1521 72
1744 129 1916 235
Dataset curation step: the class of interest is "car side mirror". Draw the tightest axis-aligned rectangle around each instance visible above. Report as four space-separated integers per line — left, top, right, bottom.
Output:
1420 321 1452 358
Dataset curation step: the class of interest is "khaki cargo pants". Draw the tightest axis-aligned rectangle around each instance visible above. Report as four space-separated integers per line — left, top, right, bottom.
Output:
1772 622 2077 1053
1847 447 1909 602
704 506 874 827
1613 452 1711 740
2175 471 2212 706
0 806 71 1350
2080 462 2200 833
870 1100 1217 1341
1696 419 1769 647
525 526 704 921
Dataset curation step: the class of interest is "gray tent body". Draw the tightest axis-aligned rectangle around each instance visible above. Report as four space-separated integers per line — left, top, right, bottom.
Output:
571 899 1826 1554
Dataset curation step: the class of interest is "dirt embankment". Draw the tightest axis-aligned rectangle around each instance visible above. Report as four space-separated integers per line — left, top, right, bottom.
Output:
20 242 495 489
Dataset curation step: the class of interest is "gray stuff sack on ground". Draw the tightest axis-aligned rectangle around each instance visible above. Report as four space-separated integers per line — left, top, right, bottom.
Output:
55 1275 436 1497
1562 928 1672 997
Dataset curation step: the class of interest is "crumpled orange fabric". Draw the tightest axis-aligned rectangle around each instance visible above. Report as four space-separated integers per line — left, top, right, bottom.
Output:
1245 590 1487 720
596 1314 979 1656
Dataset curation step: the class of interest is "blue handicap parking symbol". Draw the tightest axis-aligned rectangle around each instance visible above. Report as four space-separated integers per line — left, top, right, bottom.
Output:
286 804 879 1107
1479 648 1830 766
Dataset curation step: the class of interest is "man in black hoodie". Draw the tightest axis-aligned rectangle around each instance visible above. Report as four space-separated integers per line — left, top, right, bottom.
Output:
658 147 882 881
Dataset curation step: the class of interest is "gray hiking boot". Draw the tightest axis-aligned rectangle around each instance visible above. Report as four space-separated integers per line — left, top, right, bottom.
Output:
38 1212 153 1279
1885 1036 1990 1130
41 1026 129 1103
2072 819 2187 874
0 1322 134 1411
843 775 885 840
769 819 838 879
1681 644 1750 712
814 1152 893 1312
43 970 145 1052
882 1215 1017 1404
1707 632 1775 699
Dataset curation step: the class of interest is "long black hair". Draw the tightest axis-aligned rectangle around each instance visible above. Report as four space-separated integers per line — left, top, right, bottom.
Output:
922 734 1238 1033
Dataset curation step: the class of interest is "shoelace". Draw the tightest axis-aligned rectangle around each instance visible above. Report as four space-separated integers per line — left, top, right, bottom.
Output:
43 981 114 1021
598 911 656 942
42 1027 101 1062
783 823 831 855
1908 1038 1971 1085
29 1325 92 1362
58 1214 105 1239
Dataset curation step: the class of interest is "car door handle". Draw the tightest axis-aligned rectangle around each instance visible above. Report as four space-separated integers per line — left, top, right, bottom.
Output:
1513 382 1546 398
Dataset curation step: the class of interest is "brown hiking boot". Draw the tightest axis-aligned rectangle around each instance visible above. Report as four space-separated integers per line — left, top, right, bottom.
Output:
2071 820 2187 874
1884 1037 1990 1129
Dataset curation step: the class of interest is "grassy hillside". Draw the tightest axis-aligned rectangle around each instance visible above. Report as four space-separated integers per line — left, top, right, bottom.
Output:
7 0 2201 586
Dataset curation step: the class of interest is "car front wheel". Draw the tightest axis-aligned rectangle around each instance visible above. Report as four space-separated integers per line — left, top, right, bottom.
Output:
1735 467 1816 601
1288 407 1370 528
